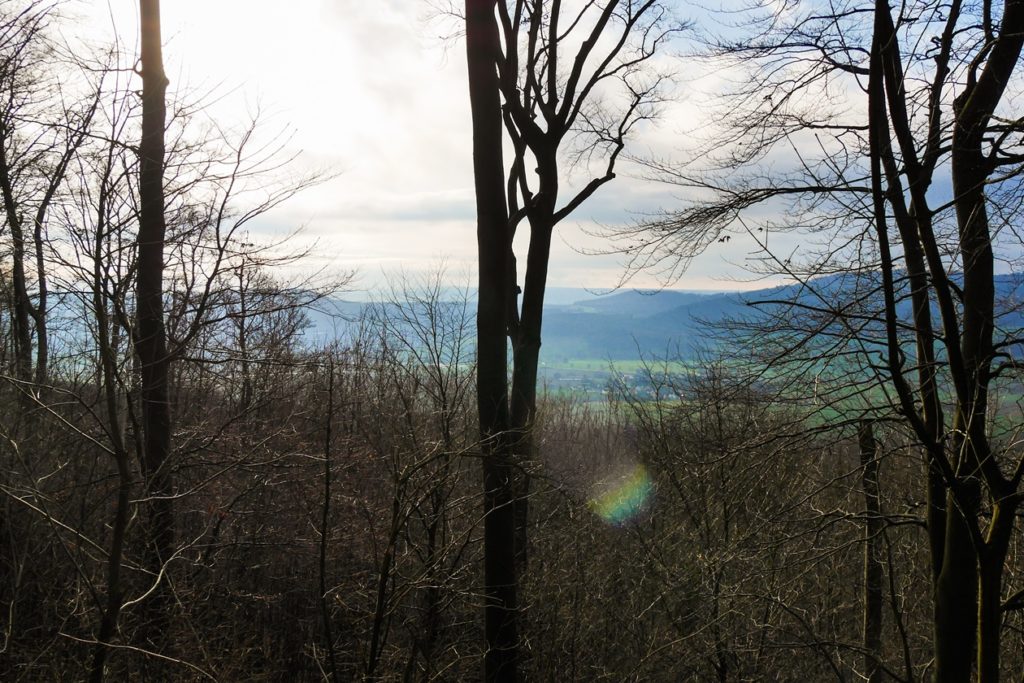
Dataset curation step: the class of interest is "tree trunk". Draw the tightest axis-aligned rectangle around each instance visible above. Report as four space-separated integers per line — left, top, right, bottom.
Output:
942 2 1024 680
30 211 46 386
88 447 131 683
318 359 340 683
0 136 33 387
933 479 978 683
859 421 883 683
87 178 133 683
509 216 554 572
977 507 1012 683
466 0 519 680
136 0 174 653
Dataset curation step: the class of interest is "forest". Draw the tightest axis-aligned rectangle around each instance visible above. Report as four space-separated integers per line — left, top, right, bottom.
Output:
3 0 1024 681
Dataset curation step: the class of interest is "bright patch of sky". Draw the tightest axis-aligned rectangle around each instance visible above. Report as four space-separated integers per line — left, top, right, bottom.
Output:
72 0 795 294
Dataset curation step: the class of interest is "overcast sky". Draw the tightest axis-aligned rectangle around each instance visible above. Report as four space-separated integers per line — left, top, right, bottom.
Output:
76 0 787 294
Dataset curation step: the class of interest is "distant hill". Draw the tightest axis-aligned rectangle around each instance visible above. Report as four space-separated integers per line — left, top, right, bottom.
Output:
539 272 1024 362
303 273 1024 363
542 289 749 361
559 289 713 317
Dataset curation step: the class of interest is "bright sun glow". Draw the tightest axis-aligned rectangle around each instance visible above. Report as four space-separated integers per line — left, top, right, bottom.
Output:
70 1 773 292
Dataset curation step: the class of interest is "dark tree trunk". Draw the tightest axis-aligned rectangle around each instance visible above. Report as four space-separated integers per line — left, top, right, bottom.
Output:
945 1 1024 679
977 507 1013 683
508 211 554 572
30 211 46 385
932 465 979 683
0 137 33 387
318 360 340 683
859 421 883 683
136 0 174 653
466 0 520 680
86 173 134 682
88 440 131 683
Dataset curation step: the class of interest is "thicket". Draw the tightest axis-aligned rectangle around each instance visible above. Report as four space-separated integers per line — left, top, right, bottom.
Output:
3 0 1024 681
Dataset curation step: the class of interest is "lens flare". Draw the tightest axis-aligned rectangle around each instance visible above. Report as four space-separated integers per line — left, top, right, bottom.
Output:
588 464 653 525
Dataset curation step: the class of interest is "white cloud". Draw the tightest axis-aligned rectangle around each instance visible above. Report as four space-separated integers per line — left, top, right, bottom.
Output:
72 1 770 292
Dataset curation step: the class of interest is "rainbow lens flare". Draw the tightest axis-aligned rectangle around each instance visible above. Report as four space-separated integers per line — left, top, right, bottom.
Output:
588 464 653 525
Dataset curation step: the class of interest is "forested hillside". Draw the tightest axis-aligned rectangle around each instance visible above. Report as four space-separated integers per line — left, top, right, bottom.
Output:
4 0 1024 681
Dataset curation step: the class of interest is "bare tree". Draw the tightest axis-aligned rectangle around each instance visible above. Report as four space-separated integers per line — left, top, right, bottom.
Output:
369 269 476 678
133 0 174 655
465 1 520 679
465 1 677 676
859 420 884 683
603 0 1024 677
0 0 98 389
495 0 678 571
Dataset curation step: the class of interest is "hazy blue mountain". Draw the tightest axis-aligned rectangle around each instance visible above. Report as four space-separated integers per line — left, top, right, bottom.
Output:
302 273 1024 363
542 287 613 306
560 289 713 317
539 272 1024 361
542 289 748 361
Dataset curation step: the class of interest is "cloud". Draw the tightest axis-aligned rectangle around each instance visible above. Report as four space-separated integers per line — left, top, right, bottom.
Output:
78 1 795 292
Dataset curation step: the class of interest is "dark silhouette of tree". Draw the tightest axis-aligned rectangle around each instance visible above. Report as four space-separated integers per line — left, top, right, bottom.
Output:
466 1 519 679
603 0 1024 677
0 1 98 389
83 65 136 683
464 2 677 676
859 421 884 683
495 0 678 572
134 0 174 657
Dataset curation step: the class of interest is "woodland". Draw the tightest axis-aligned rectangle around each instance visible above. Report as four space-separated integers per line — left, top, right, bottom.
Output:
3 0 1024 681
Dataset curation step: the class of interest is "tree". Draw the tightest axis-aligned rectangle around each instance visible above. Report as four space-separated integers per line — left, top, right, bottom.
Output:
0 0 98 389
858 420 884 683
604 0 1024 677
495 0 677 571
78 61 137 683
133 0 174 655
356 271 479 679
465 1 676 676
465 2 519 679
59 8 333 674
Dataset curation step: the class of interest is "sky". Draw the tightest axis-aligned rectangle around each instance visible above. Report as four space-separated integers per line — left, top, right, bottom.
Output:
73 0 786 295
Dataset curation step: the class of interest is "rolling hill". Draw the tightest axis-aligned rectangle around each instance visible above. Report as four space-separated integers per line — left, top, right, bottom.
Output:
306 273 1024 366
